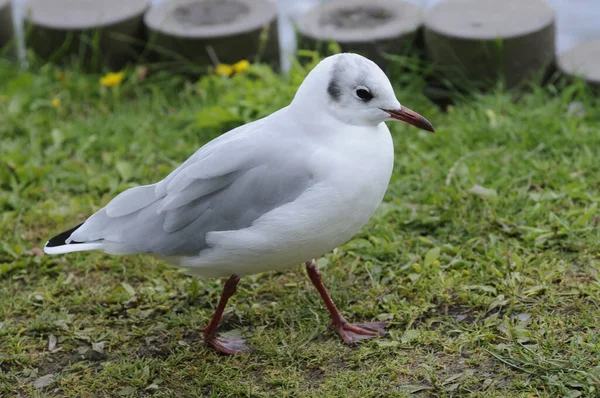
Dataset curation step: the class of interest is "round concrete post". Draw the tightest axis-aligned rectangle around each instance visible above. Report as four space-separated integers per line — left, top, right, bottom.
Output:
144 0 279 67
296 0 424 69
424 0 555 90
26 0 149 70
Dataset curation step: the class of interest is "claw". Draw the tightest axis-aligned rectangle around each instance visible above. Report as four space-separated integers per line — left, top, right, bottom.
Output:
337 321 388 344
205 336 253 355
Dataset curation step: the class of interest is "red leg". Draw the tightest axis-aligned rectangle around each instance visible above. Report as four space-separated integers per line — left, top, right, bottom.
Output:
305 260 388 344
201 275 252 355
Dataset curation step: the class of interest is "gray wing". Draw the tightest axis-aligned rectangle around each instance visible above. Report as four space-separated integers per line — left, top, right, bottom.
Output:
69 121 314 256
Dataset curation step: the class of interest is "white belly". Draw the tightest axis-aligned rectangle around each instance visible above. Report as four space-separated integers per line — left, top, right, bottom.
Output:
179 124 394 278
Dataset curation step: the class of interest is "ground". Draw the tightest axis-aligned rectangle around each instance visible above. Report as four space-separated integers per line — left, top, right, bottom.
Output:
0 54 599 397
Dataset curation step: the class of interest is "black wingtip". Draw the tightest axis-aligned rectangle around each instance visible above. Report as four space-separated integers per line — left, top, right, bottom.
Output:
46 223 84 247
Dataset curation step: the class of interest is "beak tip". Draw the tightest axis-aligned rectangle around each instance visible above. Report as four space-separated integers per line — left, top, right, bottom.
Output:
423 119 435 133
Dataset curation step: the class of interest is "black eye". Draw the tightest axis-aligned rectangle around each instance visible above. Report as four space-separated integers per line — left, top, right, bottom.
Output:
356 88 373 101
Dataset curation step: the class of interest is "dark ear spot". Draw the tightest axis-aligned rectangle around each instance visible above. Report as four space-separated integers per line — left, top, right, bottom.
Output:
327 79 341 102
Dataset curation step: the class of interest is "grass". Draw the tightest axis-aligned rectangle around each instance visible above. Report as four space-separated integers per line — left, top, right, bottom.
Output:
1 53 600 397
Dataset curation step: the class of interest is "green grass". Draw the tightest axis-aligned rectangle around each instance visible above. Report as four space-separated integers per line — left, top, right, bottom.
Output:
1 53 600 397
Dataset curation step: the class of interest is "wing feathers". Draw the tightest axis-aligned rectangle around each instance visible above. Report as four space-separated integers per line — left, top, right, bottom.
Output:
158 173 237 212
105 185 159 217
56 117 314 257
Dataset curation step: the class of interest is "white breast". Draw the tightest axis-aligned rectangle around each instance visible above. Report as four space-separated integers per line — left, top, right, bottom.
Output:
180 123 394 278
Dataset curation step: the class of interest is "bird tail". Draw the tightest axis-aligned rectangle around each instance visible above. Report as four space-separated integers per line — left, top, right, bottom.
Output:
43 223 104 255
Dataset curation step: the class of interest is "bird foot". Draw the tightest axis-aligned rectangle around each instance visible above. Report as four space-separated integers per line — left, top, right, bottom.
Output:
204 335 253 355
335 321 388 344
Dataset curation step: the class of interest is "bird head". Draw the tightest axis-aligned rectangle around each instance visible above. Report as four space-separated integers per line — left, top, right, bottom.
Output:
291 53 434 132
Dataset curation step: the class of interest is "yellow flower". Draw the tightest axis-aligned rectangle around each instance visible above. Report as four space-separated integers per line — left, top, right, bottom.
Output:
433 260 440 266
100 72 125 88
462 269 470 277
232 59 250 73
1 95 7 102
51 97 61 108
215 64 234 77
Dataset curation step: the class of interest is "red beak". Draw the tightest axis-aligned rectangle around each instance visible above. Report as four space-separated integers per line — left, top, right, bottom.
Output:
384 107 435 133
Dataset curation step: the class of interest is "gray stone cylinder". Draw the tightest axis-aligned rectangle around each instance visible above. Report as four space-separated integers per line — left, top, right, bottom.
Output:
0 0 13 50
26 0 149 70
424 0 556 89
144 0 279 67
296 0 423 68
557 40 600 88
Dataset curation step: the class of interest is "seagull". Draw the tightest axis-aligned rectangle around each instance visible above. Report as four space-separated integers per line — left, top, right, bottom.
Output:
44 53 434 355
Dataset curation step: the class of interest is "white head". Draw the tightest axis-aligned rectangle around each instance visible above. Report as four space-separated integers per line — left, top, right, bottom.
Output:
291 53 434 131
